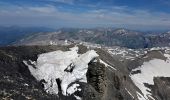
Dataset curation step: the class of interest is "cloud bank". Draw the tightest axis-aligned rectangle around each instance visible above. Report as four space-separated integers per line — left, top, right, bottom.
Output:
0 0 170 30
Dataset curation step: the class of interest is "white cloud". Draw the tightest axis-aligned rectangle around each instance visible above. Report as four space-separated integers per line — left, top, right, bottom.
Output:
28 5 57 13
41 0 75 4
0 4 170 30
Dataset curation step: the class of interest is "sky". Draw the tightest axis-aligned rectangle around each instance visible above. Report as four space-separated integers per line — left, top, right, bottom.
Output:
0 0 170 31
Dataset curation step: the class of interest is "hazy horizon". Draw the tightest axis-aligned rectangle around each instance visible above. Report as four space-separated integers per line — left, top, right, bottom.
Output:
0 0 170 31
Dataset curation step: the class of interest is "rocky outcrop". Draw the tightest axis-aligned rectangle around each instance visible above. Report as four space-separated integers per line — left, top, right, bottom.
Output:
151 77 170 100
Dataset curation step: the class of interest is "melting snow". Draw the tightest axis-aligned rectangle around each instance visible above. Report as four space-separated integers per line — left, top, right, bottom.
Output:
136 92 147 100
23 46 99 96
130 54 170 100
107 47 144 60
67 84 81 95
99 59 116 71
74 95 82 100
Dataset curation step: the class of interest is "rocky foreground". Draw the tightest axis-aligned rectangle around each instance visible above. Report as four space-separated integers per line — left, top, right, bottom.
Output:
0 45 170 100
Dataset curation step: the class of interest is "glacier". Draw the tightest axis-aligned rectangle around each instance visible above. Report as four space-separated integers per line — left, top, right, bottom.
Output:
23 46 99 96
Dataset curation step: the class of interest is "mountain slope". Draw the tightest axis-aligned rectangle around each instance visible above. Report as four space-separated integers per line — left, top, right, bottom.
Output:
0 45 170 100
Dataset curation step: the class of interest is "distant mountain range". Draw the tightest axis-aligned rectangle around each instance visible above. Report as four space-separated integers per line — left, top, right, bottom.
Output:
0 26 55 46
12 27 170 49
1 27 170 100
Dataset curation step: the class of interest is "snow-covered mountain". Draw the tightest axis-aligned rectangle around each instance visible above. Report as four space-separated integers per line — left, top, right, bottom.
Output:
1 44 170 100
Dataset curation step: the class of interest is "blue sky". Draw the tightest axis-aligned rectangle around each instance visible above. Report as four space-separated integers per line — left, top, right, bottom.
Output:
0 0 170 30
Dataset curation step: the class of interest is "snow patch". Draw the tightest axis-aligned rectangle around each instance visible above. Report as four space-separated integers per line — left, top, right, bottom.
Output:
130 54 170 100
99 59 116 71
107 47 144 60
74 95 82 100
67 84 81 95
136 92 147 100
23 46 99 96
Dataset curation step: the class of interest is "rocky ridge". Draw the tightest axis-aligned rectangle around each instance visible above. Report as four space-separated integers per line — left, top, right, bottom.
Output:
0 45 170 100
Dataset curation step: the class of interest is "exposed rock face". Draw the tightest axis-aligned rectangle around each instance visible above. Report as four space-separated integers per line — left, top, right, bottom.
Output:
0 45 170 100
152 77 170 100
86 60 106 99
